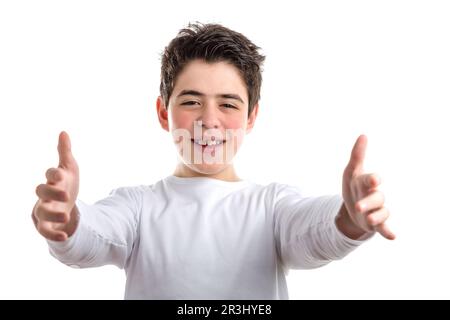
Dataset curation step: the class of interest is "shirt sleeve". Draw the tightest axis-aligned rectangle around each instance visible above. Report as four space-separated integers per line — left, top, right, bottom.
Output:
47 187 141 269
272 184 372 270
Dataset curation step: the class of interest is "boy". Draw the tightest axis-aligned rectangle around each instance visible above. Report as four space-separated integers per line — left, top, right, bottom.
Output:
32 23 394 299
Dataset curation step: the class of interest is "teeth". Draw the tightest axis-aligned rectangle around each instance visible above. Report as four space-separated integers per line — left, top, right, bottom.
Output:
194 139 224 146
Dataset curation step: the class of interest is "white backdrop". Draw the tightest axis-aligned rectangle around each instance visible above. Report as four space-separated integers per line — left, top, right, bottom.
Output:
1 0 449 299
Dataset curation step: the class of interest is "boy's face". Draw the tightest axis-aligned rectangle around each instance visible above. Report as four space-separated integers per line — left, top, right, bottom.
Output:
157 59 258 177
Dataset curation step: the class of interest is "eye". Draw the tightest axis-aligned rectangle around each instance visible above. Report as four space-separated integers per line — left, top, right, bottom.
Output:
181 101 200 106
221 104 237 109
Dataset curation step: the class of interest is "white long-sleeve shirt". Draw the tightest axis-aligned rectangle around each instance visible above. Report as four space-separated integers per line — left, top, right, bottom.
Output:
47 175 369 299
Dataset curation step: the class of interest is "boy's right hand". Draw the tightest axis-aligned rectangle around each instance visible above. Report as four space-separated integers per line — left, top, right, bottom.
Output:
32 131 80 241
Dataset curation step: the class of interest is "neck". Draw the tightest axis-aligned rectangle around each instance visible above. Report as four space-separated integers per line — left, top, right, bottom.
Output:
173 163 241 182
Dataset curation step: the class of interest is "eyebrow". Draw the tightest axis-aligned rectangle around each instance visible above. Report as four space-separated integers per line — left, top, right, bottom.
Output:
176 90 244 104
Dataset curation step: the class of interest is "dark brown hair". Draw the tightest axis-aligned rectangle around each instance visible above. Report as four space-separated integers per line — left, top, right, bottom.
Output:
160 23 265 116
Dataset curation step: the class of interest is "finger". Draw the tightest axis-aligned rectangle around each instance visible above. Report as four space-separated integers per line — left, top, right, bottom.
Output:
355 190 385 213
58 131 76 169
31 208 39 228
37 221 68 241
375 223 396 240
45 167 64 185
34 202 69 223
35 184 69 202
366 207 389 227
345 134 368 176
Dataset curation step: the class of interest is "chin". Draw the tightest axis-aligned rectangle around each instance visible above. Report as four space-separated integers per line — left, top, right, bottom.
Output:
186 163 228 176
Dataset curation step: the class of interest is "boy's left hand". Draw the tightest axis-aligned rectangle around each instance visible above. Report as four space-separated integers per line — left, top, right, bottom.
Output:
340 135 395 240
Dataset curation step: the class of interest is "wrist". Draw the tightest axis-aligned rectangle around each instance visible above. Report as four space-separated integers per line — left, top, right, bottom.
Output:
62 204 80 237
335 204 368 240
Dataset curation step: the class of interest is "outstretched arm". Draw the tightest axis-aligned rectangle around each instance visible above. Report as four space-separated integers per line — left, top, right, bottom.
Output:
337 135 395 240
32 132 138 269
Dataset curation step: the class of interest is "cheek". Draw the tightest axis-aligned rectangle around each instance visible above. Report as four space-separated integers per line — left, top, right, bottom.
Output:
224 116 248 152
170 110 193 130
224 115 248 130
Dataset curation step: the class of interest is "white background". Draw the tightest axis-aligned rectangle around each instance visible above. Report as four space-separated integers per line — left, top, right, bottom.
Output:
0 0 449 299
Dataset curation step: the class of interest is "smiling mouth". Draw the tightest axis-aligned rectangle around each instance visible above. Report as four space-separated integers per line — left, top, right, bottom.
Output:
191 138 226 147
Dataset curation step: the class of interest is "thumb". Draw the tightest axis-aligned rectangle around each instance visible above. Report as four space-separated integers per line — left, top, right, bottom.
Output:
57 131 76 169
346 134 368 176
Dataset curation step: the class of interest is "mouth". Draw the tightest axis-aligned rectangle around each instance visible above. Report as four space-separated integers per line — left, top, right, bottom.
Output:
191 138 226 149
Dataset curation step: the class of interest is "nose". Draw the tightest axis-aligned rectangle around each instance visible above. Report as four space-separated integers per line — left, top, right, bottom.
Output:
196 104 221 129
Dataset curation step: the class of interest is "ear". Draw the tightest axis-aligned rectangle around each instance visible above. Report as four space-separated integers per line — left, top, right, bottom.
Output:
246 103 259 134
156 96 169 132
